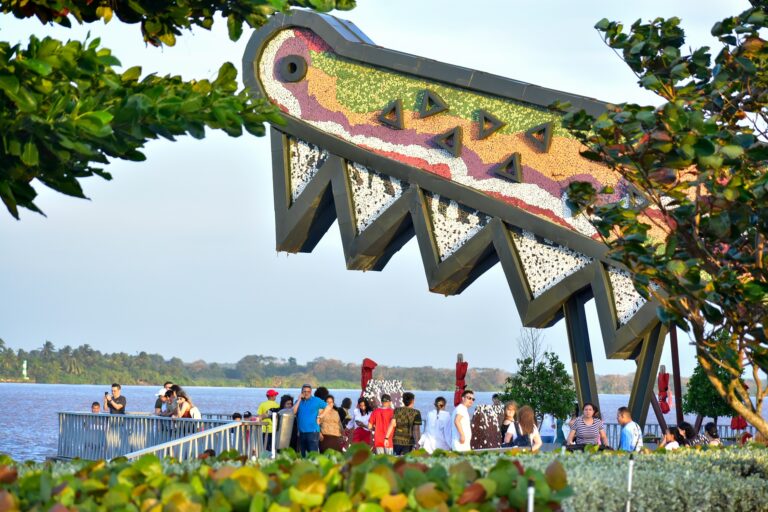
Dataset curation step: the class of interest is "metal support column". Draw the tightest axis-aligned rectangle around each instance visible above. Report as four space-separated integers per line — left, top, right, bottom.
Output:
649 394 668 432
628 322 667 428
564 289 600 412
669 327 685 425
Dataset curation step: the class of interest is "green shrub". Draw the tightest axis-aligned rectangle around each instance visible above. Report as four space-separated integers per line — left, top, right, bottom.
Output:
0 445 571 511
419 445 768 512
1 445 766 511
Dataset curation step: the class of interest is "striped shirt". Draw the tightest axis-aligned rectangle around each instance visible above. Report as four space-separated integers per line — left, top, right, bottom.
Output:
572 417 605 445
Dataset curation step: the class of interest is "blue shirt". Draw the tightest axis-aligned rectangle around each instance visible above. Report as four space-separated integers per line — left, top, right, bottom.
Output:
297 396 326 433
619 421 643 452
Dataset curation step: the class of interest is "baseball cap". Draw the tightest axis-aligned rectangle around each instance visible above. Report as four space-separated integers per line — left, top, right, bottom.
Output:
155 388 166 397
266 389 279 397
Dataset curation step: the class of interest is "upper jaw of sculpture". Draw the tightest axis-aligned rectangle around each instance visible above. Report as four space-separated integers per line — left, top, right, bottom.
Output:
242 11 661 359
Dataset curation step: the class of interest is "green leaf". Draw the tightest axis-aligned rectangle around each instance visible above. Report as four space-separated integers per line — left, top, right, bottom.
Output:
309 0 336 12
640 74 661 88
743 282 765 301
121 66 142 82
635 110 655 124
158 32 176 46
18 58 53 76
356 504 385 512
723 187 739 201
666 260 687 276
720 145 744 158
75 111 114 136
363 473 390 499
698 154 723 169
323 492 352 512
227 14 244 41
214 62 238 89
0 182 20 219
595 18 611 30
6 86 38 112
20 141 39 166
0 73 20 95
693 138 716 156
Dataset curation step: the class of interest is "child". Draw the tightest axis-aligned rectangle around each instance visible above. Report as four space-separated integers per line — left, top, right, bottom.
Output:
660 426 680 450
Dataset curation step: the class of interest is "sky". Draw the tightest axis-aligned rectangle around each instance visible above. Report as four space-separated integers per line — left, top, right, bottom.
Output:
0 1 749 377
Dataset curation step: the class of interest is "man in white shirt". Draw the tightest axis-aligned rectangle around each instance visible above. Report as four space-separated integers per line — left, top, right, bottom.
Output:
452 390 475 452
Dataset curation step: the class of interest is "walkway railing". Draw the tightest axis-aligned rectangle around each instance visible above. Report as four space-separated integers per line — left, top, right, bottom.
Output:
120 421 264 461
57 412 263 461
603 422 756 448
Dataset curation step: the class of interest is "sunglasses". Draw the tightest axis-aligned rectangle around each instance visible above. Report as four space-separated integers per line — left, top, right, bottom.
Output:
466 396 475 401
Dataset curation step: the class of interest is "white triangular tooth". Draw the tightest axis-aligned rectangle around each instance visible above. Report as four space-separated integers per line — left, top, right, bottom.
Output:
346 161 407 233
606 266 647 325
288 138 329 202
426 193 491 260
510 230 592 298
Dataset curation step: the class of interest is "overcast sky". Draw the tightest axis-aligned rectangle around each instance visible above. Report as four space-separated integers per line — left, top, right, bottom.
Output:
0 1 747 377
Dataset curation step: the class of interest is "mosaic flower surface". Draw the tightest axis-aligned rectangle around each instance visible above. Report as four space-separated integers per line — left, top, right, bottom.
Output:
426 193 491 260
511 230 592 298
363 379 404 408
347 161 407 233
257 28 669 241
607 266 647 325
471 404 504 450
288 137 328 201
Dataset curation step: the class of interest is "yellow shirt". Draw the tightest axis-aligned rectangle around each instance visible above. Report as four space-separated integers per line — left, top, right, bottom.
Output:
257 400 279 433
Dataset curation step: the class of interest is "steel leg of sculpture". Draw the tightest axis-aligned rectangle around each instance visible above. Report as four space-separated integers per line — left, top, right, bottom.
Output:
564 289 600 412
628 322 667 428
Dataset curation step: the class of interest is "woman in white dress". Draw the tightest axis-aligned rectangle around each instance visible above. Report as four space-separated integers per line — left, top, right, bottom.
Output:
419 396 452 453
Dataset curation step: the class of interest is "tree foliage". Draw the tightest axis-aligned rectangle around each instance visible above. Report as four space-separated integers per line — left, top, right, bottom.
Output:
683 360 737 423
562 2 768 437
500 351 576 421
0 0 355 218
0 339 510 390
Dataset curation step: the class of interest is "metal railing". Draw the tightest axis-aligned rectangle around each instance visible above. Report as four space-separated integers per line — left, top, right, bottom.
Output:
57 412 262 461
603 422 756 448
121 421 264 461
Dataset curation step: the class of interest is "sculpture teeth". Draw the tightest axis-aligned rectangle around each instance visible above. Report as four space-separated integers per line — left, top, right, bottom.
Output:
426 193 491 261
347 161 407 233
289 138 328 202
607 266 647 325
510 230 592 298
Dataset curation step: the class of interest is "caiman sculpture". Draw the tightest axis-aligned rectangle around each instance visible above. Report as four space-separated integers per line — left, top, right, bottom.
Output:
242 11 667 426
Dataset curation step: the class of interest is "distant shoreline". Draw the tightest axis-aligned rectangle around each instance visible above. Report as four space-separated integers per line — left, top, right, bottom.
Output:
0 381 510 392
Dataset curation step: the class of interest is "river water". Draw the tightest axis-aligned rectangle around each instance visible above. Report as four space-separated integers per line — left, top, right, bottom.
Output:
0 383 743 461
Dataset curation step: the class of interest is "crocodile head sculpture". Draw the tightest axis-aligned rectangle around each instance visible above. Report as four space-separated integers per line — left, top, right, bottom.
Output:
243 11 667 424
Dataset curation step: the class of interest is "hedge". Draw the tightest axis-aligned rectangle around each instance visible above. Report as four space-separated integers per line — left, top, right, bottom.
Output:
422 445 768 512
0 445 571 512
0 445 767 511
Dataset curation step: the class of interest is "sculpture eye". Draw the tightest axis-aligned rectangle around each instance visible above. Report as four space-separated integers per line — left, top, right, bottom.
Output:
278 55 307 83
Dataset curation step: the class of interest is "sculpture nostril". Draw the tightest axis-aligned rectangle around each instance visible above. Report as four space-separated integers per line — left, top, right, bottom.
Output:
278 55 307 82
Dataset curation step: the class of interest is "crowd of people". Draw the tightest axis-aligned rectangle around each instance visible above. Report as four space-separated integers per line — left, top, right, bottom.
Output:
658 421 722 449
91 381 203 419
88 383 733 457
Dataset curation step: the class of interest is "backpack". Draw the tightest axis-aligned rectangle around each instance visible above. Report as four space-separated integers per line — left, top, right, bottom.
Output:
510 422 532 448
